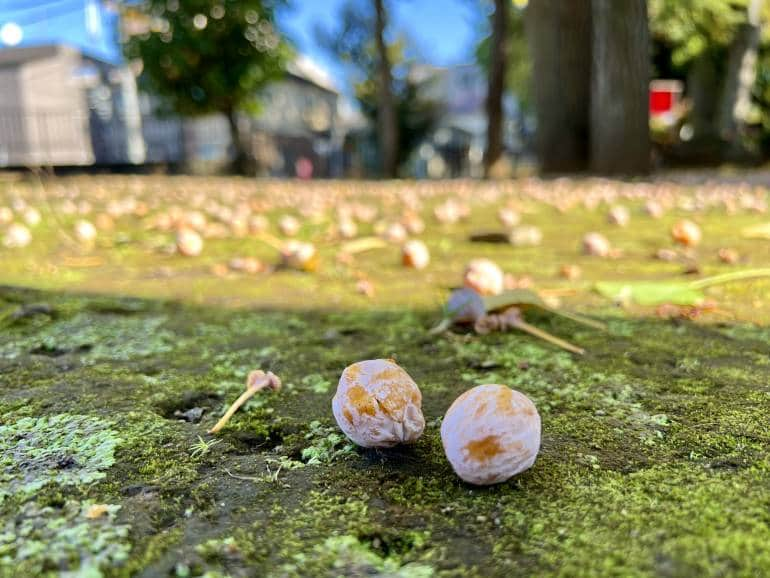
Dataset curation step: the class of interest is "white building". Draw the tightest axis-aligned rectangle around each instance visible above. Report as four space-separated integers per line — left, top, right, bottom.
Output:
0 44 145 167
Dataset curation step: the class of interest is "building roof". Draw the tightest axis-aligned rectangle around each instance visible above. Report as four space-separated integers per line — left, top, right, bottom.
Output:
0 43 114 69
0 44 63 68
287 55 339 94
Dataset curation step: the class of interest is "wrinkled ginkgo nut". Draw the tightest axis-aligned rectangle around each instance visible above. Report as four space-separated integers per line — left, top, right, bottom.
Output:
332 359 425 448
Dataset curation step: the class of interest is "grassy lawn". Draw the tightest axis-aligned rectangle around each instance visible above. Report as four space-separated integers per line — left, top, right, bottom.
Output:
1 174 770 577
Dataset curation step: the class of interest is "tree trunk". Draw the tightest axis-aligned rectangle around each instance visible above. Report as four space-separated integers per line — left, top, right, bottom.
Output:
374 0 399 178
226 108 250 175
484 0 509 177
526 0 592 173
718 0 762 150
688 54 721 143
589 0 650 174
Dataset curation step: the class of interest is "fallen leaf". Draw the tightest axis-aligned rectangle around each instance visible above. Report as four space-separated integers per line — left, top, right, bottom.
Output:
594 281 704 306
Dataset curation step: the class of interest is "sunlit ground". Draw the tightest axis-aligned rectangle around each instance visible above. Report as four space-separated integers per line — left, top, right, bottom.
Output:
1 173 770 577
2 172 769 318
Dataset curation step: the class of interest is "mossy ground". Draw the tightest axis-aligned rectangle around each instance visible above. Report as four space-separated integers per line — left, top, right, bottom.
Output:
1 174 769 577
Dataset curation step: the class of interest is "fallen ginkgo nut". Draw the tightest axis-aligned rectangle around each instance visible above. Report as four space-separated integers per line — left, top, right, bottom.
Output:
332 359 425 448
441 384 540 485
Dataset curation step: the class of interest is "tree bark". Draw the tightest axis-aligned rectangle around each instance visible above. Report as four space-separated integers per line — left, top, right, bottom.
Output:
688 54 721 143
718 0 762 150
589 0 650 174
374 0 399 178
226 108 250 175
526 0 592 173
484 0 509 177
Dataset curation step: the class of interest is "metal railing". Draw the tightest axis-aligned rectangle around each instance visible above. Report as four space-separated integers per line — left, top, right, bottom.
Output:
0 108 184 167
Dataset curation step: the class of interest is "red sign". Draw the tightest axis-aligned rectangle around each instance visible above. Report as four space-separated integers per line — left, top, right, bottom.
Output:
649 80 683 117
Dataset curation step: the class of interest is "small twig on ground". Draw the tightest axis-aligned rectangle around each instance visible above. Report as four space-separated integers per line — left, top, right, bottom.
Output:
208 370 282 434
223 468 262 482
474 307 585 355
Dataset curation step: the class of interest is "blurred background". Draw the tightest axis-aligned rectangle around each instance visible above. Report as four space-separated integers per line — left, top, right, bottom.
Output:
0 0 768 179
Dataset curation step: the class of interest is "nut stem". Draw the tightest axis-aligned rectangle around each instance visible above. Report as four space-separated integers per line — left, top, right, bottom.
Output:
208 370 281 434
511 319 585 355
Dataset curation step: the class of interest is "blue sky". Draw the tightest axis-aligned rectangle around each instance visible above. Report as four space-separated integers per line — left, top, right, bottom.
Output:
277 0 485 90
0 0 484 90
0 0 121 61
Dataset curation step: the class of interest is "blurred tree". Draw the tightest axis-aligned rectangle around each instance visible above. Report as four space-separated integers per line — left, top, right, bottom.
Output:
751 4 770 153
483 0 510 176
356 64 441 173
476 3 531 111
649 0 755 152
649 0 746 68
720 0 763 149
374 0 399 178
318 0 440 176
123 0 289 173
590 0 650 173
527 0 592 172
527 0 650 174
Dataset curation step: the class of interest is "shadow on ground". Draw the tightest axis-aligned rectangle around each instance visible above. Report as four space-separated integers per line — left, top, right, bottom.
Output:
1 285 769 577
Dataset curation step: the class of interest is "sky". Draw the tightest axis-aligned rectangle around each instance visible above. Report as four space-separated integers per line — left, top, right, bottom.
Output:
0 0 485 91
0 0 121 61
277 0 485 91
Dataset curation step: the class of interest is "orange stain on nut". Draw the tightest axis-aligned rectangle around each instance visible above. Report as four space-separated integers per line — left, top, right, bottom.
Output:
372 367 403 383
495 386 515 414
347 385 376 416
345 363 363 383
377 381 412 417
464 435 503 462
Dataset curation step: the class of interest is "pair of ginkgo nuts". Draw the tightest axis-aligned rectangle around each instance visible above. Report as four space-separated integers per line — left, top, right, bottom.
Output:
331 359 541 486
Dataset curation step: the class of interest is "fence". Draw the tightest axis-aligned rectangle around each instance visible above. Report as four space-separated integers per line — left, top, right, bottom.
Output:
0 107 185 168
0 107 348 177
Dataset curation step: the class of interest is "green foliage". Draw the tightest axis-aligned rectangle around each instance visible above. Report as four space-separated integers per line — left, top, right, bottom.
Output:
189 435 222 459
0 500 130 577
475 4 531 110
123 0 289 117
594 280 705 306
355 64 443 171
595 269 770 306
300 421 355 465
0 414 120 502
752 44 770 145
649 0 747 66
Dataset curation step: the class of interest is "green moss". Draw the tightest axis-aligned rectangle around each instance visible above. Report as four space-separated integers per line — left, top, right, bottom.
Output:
298 420 356 465
0 312 175 362
278 534 435 578
0 500 130 577
1 176 770 576
495 464 770 577
0 414 120 502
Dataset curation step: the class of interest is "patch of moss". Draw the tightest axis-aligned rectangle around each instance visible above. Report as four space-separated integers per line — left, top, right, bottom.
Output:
0 312 175 362
298 420 356 465
0 500 130 577
1 273 769 577
278 534 435 578
495 464 770 577
0 414 120 502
